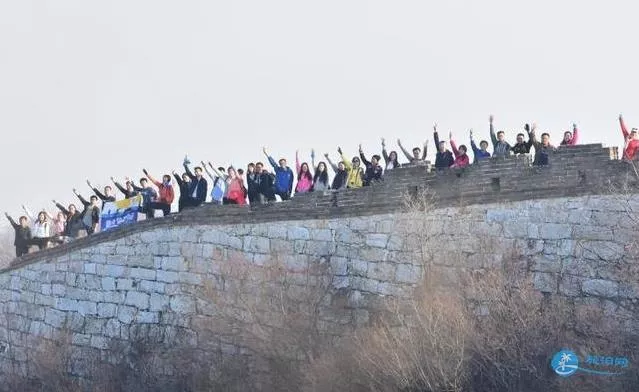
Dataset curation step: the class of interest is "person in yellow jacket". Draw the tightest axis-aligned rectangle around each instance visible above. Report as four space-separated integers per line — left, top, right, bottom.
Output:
337 146 364 189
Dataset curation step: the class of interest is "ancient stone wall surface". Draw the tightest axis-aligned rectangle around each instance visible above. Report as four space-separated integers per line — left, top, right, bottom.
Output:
1 192 639 381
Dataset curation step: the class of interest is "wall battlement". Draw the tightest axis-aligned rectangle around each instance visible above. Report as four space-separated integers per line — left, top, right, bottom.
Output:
4 143 631 272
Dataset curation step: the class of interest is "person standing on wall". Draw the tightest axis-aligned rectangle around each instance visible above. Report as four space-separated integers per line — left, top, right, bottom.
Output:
86 180 116 208
143 169 174 217
73 189 101 235
183 157 208 207
5 212 32 257
263 147 294 201
433 124 454 170
469 129 490 163
381 139 400 170
489 115 512 158
359 144 383 186
172 171 191 212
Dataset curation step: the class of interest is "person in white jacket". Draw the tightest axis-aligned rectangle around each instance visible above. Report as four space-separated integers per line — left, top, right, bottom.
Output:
21 205 51 250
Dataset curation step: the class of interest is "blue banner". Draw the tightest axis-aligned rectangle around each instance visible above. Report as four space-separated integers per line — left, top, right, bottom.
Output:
100 195 143 231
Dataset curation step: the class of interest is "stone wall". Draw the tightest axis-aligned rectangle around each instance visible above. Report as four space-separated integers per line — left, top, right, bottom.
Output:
1 192 639 383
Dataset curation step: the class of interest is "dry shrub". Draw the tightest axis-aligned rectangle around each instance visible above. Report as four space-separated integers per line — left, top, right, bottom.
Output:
194 254 336 391
306 267 639 392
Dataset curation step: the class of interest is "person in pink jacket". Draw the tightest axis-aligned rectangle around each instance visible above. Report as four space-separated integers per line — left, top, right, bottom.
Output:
560 123 579 146
225 166 247 205
295 151 314 194
449 132 470 169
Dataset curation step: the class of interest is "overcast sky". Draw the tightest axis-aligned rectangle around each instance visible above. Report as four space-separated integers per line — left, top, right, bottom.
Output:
0 0 636 225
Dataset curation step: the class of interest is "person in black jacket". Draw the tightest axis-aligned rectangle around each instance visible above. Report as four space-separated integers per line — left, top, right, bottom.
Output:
112 177 138 199
53 200 83 239
255 162 276 203
5 212 31 257
87 180 116 208
172 171 191 212
359 145 383 186
73 189 101 235
511 124 535 155
246 163 261 204
183 159 208 207
324 153 348 190
433 124 454 170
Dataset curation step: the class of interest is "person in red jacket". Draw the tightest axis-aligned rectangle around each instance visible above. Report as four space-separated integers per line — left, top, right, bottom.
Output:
143 169 175 217
620 114 639 160
560 123 579 146
449 132 470 169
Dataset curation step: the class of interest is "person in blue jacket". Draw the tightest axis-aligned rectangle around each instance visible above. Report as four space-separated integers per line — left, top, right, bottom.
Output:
263 147 294 201
469 129 491 164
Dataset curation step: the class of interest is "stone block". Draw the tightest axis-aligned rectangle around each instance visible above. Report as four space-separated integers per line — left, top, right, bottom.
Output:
104 319 121 338
85 317 106 334
150 293 170 311
129 268 156 281
330 256 348 276
55 298 78 312
97 303 117 318
243 236 270 254
367 263 395 282
157 270 179 283
532 272 557 293
395 264 422 284
104 265 126 278
288 227 310 240
136 311 159 324
350 259 368 276
365 233 389 248
310 229 333 242
582 279 619 298
90 336 109 350
539 223 572 240
170 295 196 314
117 306 137 324
44 309 66 328
101 277 116 291
77 301 98 316
116 278 134 291
125 292 150 310
84 263 97 274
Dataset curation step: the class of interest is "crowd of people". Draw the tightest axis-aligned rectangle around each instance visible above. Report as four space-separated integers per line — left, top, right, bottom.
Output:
5 115 638 258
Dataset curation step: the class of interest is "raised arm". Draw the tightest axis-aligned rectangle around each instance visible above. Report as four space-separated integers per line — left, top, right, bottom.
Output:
381 139 390 162
263 147 279 170
4 213 19 229
324 153 339 173
338 147 352 170
143 169 162 187
570 123 579 145
53 200 69 216
397 139 414 161
449 133 460 158
209 163 225 179
489 115 498 147
620 114 630 139
86 180 107 200
295 151 301 175
433 123 440 150
21 205 36 222
73 189 90 207
201 163 216 182
172 171 183 187
311 149 316 173
359 144 371 166
421 140 428 161
469 130 481 155
112 178 128 196
183 162 195 180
